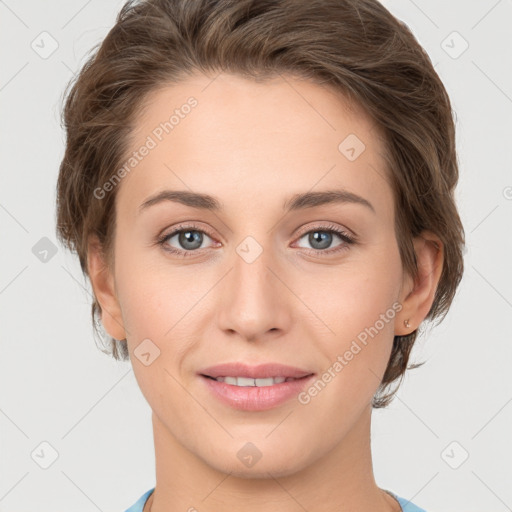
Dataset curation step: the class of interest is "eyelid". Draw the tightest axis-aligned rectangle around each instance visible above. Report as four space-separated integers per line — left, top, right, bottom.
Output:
291 222 357 257
158 221 216 241
156 222 218 255
294 221 356 241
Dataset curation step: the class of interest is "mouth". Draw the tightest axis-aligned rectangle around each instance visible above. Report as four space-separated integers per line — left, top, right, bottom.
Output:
201 375 310 386
198 362 315 411
199 361 313 380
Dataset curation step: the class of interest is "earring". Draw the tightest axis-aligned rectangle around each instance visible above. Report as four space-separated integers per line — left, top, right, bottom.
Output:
404 319 411 328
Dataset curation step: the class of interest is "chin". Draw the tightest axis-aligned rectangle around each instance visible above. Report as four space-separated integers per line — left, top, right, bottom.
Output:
204 446 307 480
222 462 302 480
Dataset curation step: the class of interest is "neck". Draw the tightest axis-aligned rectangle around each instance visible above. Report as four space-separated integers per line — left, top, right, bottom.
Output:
146 405 399 512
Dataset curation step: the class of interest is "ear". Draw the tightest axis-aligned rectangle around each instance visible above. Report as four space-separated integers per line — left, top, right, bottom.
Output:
87 234 126 341
395 230 444 336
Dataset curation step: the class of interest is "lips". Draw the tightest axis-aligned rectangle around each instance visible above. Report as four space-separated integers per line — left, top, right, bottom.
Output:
199 362 314 380
199 363 316 411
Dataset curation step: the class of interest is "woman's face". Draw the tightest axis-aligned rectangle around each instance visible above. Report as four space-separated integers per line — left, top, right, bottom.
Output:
103 72 412 477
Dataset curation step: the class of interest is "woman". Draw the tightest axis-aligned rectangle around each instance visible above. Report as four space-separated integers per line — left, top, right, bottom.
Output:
55 0 465 510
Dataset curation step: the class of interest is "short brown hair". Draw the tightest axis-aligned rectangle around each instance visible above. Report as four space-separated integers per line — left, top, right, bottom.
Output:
56 0 465 408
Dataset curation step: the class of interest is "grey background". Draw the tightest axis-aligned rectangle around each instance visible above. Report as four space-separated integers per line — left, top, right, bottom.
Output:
1 0 511 511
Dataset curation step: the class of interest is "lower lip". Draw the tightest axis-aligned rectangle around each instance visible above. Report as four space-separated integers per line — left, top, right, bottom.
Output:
200 374 315 411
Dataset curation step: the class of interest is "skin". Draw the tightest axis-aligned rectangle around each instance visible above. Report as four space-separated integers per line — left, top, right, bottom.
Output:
88 72 443 512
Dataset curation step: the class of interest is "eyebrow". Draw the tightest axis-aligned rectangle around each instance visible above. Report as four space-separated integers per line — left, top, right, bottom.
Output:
283 189 375 214
139 190 222 213
138 188 375 214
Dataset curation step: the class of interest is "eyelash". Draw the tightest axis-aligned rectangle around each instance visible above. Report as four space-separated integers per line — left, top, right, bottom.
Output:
156 222 357 258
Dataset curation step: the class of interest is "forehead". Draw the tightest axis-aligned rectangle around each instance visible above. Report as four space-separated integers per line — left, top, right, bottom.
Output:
117 71 391 219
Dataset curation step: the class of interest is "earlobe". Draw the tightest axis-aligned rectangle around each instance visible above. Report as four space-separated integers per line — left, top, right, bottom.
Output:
395 231 444 336
87 235 126 341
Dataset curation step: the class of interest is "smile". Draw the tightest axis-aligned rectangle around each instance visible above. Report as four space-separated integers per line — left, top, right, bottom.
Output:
204 375 301 386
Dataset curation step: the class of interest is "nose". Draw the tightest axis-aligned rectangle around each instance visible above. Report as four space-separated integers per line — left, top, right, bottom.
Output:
216 239 293 343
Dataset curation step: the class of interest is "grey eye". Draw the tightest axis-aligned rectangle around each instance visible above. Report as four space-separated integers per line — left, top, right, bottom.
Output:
296 230 343 251
166 230 211 251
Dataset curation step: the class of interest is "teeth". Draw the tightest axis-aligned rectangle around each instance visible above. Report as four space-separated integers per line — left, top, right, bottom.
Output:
214 376 289 386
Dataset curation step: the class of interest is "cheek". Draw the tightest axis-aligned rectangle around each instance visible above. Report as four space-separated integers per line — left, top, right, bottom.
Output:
309 247 403 381
118 270 192 340
314 249 402 335
298 282 401 423
113 232 189 331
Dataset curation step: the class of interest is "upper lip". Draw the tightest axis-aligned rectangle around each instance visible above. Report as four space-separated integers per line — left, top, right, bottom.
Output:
199 362 314 379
